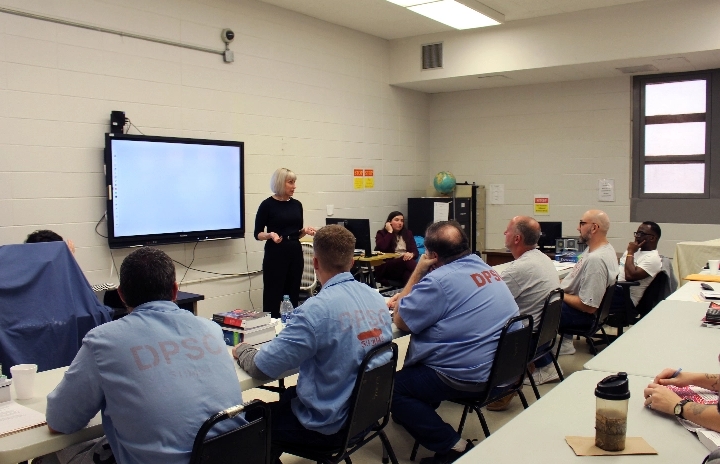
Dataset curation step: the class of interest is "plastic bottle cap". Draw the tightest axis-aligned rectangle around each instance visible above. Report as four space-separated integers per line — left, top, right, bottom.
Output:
595 372 631 400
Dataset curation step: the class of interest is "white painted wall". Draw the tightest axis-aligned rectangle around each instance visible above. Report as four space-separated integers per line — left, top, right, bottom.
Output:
428 76 720 258
0 0 429 317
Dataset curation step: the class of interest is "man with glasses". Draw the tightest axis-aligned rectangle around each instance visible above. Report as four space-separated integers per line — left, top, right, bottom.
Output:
613 222 662 317
557 210 618 356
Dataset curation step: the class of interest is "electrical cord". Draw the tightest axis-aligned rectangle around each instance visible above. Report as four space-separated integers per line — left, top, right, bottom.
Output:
95 212 108 238
126 119 145 135
180 241 199 284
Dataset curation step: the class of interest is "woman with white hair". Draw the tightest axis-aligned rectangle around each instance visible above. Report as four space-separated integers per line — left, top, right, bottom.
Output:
254 168 316 317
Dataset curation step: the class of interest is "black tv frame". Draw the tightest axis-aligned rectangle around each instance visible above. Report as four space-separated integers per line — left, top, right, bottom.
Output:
104 133 245 249
538 221 562 251
325 218 372 257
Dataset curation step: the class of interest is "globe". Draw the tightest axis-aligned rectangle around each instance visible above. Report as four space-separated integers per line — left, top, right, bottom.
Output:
433 171 457 194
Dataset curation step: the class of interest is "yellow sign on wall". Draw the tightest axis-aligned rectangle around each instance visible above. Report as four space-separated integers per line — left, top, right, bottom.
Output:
353 168 374 190
534 195 549 215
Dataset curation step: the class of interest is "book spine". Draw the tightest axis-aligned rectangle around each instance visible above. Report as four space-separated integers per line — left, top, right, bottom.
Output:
216 317 245 328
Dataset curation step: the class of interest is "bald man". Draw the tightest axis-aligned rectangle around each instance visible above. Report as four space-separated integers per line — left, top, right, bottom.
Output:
557 210 618 356
496 216 562 391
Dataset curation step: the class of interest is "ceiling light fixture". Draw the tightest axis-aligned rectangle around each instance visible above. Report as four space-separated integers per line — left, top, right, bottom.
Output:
387 0 503 29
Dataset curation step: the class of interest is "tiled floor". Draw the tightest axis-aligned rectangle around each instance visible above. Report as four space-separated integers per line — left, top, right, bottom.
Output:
243 334 598 464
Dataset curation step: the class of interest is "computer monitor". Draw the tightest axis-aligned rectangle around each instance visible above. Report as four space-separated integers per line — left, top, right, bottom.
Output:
538 221 562 250
325 218 372 257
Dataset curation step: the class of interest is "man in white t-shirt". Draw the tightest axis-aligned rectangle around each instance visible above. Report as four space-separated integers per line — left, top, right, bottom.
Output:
613 221 662 317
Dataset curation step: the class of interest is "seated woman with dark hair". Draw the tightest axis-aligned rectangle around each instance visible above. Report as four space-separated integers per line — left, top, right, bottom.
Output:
374 211 418 286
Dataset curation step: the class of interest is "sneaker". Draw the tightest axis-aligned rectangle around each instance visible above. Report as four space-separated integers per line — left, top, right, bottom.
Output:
486 392 517 411
558 336 576 355
419 440 474 464
523 364 561 386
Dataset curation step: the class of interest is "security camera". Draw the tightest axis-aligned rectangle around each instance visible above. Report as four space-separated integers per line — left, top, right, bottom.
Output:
221 29 235 44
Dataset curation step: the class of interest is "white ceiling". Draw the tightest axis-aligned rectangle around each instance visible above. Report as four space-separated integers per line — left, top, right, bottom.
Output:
258 0 655 40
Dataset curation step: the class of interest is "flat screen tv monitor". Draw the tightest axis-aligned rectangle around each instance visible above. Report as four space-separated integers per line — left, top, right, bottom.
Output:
538 221 562 250
104 133 245 249
325 218 372 257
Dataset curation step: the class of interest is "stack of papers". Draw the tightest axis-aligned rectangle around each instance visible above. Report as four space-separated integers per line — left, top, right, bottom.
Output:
0 401 46 437
701 291 720 300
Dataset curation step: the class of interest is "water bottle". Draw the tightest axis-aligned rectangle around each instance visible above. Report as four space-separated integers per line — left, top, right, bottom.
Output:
280 295 293 324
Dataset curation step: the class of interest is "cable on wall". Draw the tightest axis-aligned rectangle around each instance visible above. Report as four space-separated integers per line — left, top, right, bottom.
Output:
0 6 230 60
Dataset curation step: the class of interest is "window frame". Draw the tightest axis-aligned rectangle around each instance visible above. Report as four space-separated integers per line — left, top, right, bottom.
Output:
631 69 720 224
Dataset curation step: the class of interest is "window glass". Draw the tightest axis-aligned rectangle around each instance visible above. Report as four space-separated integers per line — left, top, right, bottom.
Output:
644 122 705 156
644 163 705 194
645 80 706 116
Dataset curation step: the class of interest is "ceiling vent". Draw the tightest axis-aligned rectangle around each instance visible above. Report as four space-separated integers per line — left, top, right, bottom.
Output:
616 64 659 74
422 42 443 70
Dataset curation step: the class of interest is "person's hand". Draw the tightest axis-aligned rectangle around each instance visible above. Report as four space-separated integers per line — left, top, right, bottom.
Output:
402 252 413 261
269 232 282 243
387 294 399 311
416 253 437 276
385 222 393 233
66 239 76 255
303 226 316 236
644 383 681 415
627 240 643 255
654 368 690 387
232 342 253 359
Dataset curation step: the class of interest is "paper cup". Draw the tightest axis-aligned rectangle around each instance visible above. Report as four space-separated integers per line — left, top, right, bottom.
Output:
10 364 37 400
710 260 720 275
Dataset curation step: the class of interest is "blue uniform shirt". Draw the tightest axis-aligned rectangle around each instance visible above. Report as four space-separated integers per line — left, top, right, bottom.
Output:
254 272 392 435
399 254 519 383
46 300 244 464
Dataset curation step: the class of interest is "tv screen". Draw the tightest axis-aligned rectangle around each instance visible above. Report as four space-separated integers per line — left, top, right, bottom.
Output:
325 218 372 257
105 133 245 248
538 221 562 250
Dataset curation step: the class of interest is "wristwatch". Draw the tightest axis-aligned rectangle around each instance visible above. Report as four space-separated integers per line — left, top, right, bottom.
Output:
674 398 692 419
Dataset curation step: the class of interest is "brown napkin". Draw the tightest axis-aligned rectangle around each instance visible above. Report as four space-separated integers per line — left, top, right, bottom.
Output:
565 436 657 456
685 274 720 283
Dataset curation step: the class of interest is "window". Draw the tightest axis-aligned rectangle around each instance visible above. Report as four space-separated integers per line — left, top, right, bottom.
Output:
632 70 720 224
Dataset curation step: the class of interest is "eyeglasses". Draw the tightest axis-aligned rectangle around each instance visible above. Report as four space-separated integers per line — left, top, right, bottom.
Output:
634 231 657 238
579 221 593 227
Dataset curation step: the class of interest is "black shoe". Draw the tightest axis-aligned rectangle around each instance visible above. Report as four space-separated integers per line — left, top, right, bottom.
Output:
418 440 474 464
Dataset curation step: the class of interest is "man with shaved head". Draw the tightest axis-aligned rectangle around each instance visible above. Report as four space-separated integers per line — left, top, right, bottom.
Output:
493 216 561 393
557 210 618 356
389 221 519 464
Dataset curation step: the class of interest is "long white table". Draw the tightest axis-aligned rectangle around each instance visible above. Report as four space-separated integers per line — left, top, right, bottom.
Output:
584 300 718 377
455 370 709 463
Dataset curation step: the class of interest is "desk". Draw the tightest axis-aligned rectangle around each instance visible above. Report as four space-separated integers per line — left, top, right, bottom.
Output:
674 239 720 286
355 253 399 288
584 300 717 377
483 249 556 266
455 370 708 463
666 280 709 302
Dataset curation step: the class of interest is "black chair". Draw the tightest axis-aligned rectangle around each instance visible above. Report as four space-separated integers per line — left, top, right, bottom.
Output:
409 314 534 461
606 270 671 337
556 284 615 357
190 399 271 464
277 342 400 464
526 288 564 400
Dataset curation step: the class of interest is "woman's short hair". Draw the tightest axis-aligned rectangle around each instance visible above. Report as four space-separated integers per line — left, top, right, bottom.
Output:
270 168 297 195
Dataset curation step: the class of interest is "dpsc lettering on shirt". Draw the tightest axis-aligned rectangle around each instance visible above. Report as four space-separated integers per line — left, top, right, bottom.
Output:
131 333 225 371
337 307 388 332
471 269 503 288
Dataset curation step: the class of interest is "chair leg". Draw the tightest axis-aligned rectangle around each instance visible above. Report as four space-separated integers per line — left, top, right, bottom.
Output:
409 441 420 461
599 326 611 347
552 355 564 381
527 367 541 400
457 405 470 435
555 334 563 359
473 406 491 438
344 458 352 464
586 336 598 355
379 431 400 464
518 389 529 409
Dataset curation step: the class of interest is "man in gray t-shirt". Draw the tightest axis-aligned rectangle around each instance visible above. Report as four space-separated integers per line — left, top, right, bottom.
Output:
558 210 618 356
493 216 562 394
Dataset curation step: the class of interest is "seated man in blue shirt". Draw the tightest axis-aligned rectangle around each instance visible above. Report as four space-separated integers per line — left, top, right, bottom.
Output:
233 224 393 461
45 247 244 464
389 221 520 464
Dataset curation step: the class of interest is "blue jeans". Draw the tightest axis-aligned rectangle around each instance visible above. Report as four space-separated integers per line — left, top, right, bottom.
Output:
392 364 502 454
559 301 595 332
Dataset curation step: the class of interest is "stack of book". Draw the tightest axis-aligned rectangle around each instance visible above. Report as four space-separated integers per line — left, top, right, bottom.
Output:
212 310 276 346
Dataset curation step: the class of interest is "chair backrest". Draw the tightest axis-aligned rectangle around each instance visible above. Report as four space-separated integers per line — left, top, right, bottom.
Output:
484 314 534 394
635 270 670 317
531 288 564 359
190 400 270 464
343 342 399 445
299 242 317 293
593 284 616 328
